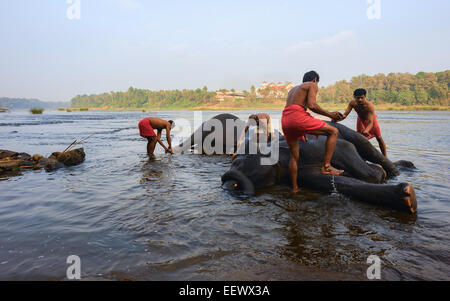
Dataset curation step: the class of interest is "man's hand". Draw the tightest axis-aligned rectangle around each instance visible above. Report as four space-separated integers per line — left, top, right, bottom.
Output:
166 148 173 154
362 130 370 137
329 112 343 121
333 113 346 123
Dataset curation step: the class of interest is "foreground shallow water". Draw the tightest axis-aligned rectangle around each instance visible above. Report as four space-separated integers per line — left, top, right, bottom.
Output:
0 110 449 280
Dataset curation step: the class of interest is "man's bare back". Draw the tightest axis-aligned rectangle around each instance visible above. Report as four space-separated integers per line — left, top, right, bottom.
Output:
285 82 316 109
148 117 171 131
286 82 342 121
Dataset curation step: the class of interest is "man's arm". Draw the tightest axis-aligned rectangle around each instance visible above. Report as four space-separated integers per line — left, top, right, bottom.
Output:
166 125 172 150
264 116 272 139
306 84 342 120
156 137 172 154
232 124 250 160
338 101 355 121
236 124 250 150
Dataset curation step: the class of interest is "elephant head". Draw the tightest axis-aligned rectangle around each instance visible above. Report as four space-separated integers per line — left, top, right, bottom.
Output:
222 154 281 196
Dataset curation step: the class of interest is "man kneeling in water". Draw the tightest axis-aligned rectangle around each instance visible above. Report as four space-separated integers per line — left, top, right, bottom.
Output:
282 71 344 193
138 117 174 157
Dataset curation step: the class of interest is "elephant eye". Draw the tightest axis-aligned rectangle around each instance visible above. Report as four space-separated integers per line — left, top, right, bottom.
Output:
233 184 239 189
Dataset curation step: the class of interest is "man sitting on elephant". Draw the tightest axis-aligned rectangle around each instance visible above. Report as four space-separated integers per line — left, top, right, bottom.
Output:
234 113 273 159
282 71 344 193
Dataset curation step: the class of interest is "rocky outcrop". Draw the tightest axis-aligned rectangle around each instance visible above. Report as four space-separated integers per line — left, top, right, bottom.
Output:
0 148 85 176
49 148 86 167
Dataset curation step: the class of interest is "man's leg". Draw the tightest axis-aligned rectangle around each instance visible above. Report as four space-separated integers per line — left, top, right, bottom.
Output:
376 136 387 158
287 140 300 193
147 137 157 156
309 124 344 175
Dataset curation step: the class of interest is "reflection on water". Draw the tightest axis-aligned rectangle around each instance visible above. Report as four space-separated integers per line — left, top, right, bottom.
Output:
0 110 449 280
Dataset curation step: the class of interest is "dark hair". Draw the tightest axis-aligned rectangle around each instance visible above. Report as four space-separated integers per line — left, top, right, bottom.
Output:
248 115 259 126
303 71 320 83
354 89 367 97
249 115 259 122
168 120 175 128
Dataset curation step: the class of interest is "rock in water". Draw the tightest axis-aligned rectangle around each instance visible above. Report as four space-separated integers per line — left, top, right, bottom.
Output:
0 159 25 171
38 158 65 172
31 154 44 162
0 148 86 175
51 148 85 167
0 150 17 159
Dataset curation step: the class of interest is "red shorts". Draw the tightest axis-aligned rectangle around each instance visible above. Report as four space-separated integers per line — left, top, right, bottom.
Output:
282 104 326 144
138 118 156 138
357 115 382 140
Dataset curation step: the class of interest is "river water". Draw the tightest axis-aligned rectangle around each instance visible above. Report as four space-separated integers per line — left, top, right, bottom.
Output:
0 110 448 280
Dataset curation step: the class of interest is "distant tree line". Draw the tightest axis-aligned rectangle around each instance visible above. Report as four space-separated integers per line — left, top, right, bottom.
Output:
319 71 449 106
71 87 217 109
70 71 449 108
0 98 69 109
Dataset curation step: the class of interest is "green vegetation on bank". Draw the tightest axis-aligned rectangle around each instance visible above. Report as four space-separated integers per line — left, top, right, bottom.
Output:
319 71 449 106
70 71 449 110
72 87 216 109
30 108 44 114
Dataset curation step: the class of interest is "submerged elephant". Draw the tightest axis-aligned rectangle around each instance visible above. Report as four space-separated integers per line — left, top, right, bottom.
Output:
176 113 409 180
174 114 417 213
222 141 417 214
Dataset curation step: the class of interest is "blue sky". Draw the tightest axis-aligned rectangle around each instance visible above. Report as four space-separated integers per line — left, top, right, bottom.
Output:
1 0 449 102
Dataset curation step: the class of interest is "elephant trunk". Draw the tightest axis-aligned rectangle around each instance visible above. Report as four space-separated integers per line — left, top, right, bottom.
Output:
394 160 416 169
302 174 417 214
221 170 256 196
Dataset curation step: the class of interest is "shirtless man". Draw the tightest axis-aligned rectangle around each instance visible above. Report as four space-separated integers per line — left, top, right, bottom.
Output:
138 117 174 157
282 71 344 193
234 113 273 156
336 89 387 157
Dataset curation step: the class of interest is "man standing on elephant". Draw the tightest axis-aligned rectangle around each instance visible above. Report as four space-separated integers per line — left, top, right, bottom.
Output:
138 117 174 158
282 71 344 193
335 89 387 158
